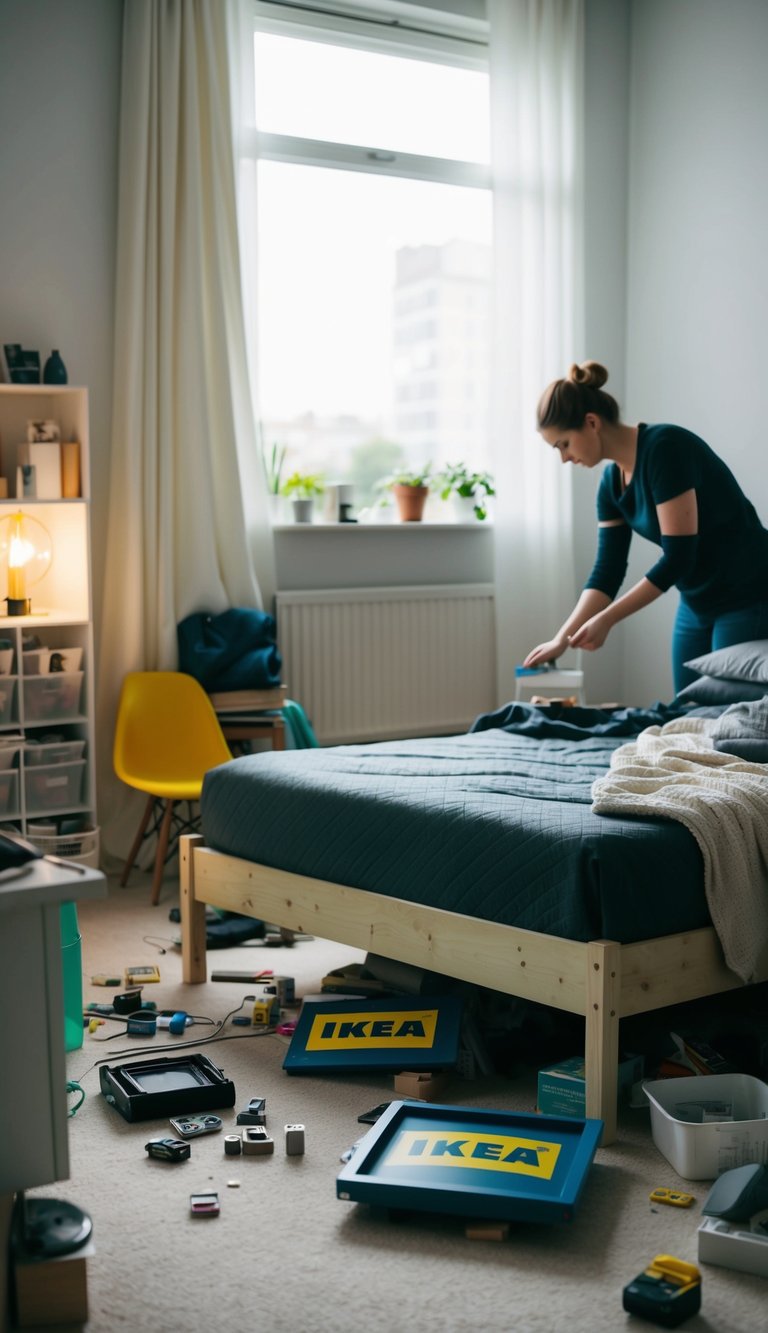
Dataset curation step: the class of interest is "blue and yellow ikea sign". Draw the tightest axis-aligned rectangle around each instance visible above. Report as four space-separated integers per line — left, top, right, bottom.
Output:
383 1130 561 1179
306 1008 438 1051
283 995 462 1072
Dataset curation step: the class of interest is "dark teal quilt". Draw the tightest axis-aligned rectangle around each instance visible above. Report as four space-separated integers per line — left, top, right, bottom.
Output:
200 726 709 944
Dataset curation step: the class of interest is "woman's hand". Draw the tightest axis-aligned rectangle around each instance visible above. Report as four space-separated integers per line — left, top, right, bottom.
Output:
523 638 569 668
568 613 611 652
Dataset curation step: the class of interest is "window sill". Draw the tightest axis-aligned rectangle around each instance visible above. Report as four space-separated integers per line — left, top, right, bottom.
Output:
272 522 493 532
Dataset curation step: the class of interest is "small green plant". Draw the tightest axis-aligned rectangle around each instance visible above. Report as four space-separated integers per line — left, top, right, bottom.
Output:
374 464 432 494
437 463 495 520
280 471 325 501
262 439 287 496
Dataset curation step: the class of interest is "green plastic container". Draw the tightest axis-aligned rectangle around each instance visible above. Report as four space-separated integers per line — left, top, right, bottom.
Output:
60 902 83 1052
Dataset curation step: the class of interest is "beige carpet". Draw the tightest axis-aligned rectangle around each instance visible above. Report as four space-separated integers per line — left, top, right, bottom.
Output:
18 873 768 1333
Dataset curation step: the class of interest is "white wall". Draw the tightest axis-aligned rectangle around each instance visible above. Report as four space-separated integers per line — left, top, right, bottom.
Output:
623 0 768 704
0 0 123 661
578 0 631 705
4 0 765 714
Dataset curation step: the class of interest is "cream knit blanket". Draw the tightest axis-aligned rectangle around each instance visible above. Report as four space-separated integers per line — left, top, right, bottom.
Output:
591 718 768 983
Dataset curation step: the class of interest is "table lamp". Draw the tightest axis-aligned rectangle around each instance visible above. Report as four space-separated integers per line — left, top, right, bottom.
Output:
0 510 53 615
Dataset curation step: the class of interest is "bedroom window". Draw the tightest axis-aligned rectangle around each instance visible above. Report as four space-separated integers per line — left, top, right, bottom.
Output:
242 3 492 512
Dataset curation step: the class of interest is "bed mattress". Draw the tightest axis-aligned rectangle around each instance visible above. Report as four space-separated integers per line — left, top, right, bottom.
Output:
200 728 710 945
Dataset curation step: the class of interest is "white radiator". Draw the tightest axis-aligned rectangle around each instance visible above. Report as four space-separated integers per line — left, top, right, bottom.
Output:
276 585 496 744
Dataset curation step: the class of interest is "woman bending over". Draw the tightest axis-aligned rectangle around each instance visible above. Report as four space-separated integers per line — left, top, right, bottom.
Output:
524 362 768 693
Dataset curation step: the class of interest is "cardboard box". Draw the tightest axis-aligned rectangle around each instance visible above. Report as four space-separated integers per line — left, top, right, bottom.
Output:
537 1053 643 1119
14 1245 91 1326
394 1070 450 1101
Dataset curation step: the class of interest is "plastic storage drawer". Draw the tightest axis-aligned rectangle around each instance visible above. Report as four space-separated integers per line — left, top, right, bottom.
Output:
24 760 85 814
23 673 83 723
0 745 20 771
0 771 19 817
0 680 16 727
24 740 86 767
23 646 84 675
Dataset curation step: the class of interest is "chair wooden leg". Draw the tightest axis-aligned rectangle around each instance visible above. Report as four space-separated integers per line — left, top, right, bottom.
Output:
151 799 175 907
121 794 156 887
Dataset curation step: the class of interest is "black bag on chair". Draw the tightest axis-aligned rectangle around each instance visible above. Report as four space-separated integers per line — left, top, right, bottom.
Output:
177 608 282 692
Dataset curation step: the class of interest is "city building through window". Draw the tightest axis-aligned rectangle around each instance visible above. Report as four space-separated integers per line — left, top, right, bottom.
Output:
243 9 492 516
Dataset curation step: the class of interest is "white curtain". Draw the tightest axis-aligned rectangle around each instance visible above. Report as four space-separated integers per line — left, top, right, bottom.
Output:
488 0 584 704
97 0 275 862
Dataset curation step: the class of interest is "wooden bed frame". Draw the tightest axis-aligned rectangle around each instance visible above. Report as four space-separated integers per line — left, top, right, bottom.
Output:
179 833 744 1144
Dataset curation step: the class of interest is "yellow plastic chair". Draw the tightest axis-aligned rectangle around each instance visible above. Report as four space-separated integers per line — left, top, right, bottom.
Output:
113 671 232 905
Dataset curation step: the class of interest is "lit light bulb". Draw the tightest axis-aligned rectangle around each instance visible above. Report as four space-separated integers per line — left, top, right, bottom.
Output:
8 522 35 600
0 511 53 616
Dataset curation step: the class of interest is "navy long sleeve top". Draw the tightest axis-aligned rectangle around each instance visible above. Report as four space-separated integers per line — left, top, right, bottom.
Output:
584 423 768 614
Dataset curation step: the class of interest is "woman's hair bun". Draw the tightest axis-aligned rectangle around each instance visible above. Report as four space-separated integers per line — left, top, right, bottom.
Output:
568 361 608 389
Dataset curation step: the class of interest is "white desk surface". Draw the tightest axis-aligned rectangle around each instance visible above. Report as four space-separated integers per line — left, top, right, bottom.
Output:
0 856 106 1196
0 856 106 911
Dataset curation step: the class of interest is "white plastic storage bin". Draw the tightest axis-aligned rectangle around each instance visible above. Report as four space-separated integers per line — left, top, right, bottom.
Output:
0 745 20 771
23 673 83 723
0 680 16 726
0 771 19 816
643 1074 768 1179
24 740 86 767
24 760 85 814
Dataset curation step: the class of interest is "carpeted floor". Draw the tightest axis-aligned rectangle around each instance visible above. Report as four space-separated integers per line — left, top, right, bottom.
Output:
17 873 768 1332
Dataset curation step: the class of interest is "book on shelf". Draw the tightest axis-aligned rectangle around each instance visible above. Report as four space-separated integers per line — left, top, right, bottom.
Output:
209 685 287 712
2 345 40 384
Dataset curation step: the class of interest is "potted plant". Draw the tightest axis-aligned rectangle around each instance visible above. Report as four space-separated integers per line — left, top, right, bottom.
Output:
437 463 495 521
280 471 325 523
375 465 432 522
264 439 288 498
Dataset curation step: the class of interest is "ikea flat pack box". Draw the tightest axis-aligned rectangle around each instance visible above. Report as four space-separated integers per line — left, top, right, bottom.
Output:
538 1053 643 1119
283 995 462 1073
337 1100 603 1225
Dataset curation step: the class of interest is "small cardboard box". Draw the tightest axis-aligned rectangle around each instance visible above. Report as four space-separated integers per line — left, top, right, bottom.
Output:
537 1053 643 1119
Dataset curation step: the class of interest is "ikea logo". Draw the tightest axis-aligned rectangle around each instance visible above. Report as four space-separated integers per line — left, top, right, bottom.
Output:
305 1009 438 1051
383 1130 562 1179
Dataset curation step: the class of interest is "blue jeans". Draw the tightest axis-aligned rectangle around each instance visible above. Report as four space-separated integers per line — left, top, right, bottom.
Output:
673 597 768 695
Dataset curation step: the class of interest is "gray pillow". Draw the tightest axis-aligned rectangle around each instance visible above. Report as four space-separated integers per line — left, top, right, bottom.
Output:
674 674 767 706
715 738 768 763
684 639 768 684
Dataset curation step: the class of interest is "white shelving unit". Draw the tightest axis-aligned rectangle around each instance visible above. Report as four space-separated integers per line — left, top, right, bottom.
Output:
0 385 97 860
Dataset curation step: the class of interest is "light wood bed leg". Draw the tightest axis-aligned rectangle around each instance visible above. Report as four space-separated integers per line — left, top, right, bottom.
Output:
585 939 622 1145
180 834 207 983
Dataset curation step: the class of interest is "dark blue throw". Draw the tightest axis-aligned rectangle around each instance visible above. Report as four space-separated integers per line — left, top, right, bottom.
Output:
177 607 282 691
469 699 693 741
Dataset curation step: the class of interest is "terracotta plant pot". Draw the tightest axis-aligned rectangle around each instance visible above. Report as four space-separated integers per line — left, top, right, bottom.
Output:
393 484 428 522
